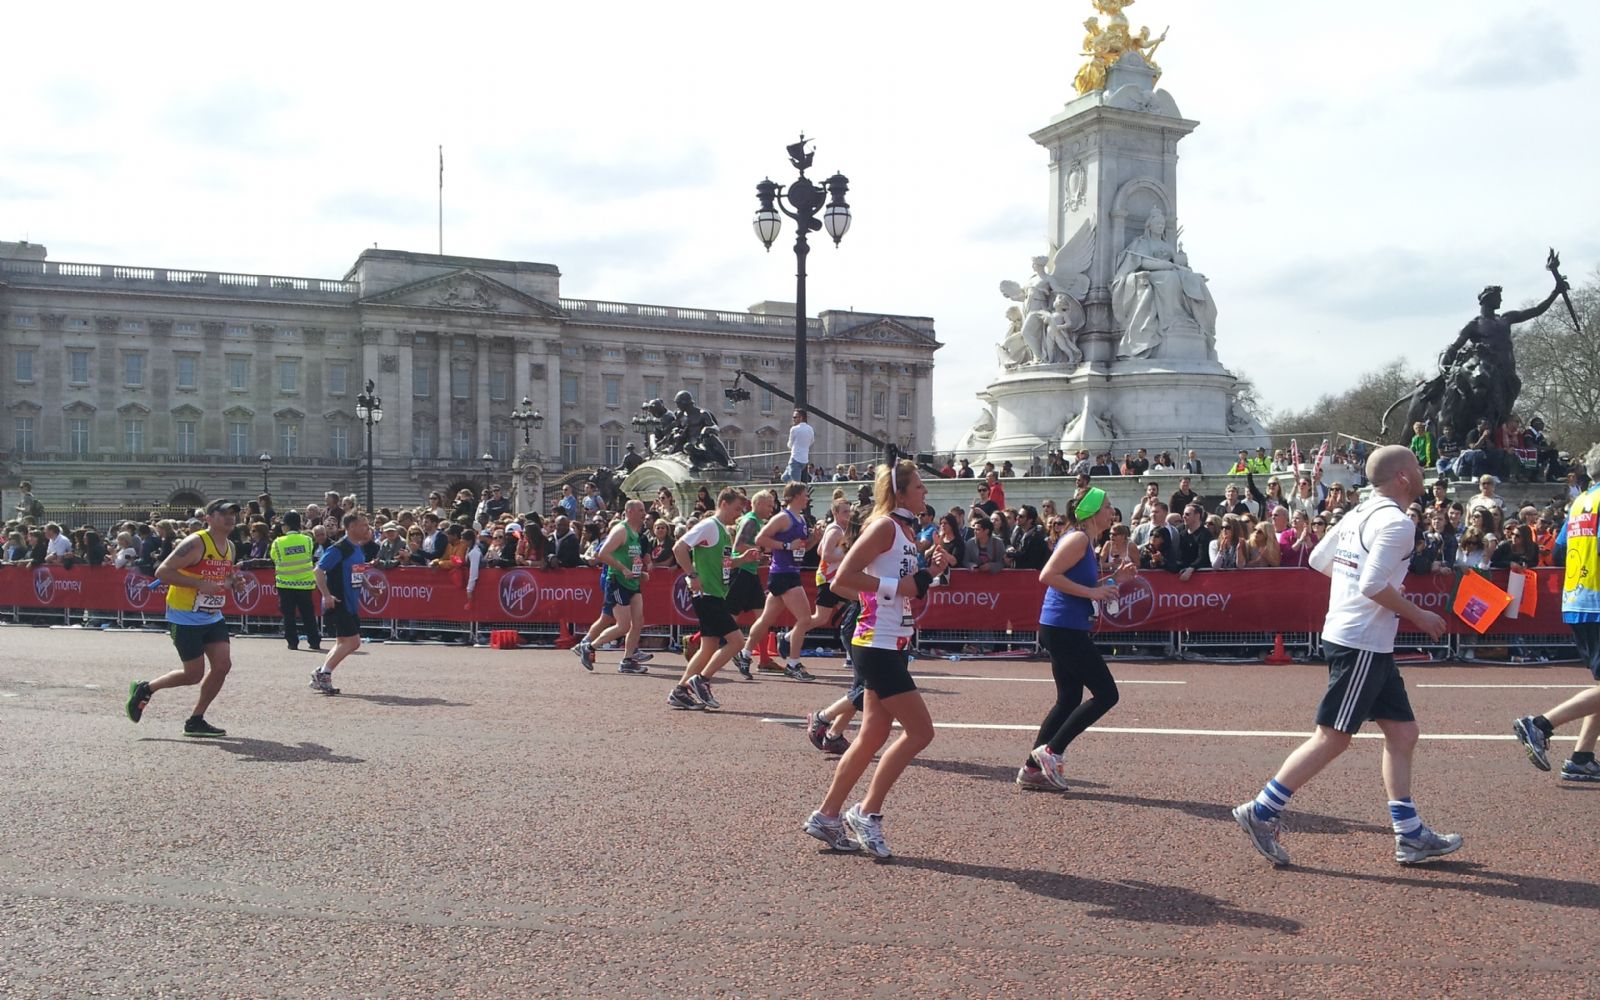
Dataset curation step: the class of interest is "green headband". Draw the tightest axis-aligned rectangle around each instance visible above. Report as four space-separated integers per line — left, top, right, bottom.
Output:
1075 487 1107 519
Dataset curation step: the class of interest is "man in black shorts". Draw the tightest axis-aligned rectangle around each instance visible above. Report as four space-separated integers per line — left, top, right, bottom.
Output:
727 490 773 677
311 512 379 695
1234 446 1459 867
670 487 759 710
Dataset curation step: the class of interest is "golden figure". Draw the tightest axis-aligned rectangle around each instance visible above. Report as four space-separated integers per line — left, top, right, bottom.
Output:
1073 0 1169 95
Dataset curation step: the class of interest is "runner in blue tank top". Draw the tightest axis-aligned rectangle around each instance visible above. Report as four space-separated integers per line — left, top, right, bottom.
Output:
1019 487 1136 791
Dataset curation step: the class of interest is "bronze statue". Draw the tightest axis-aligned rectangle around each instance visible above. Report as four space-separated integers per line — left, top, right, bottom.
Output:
1384 259 1571 441
632 391 735 471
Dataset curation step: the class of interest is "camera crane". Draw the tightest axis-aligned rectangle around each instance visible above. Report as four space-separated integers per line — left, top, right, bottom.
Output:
726 369 905 470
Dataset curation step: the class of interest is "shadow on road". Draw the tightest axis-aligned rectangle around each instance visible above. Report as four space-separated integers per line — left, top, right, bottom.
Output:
895 857 1303 933
335 693 470 708
139 737 365 764
1066 790 1388 836
1295 860 1600 910
911 757 1109 790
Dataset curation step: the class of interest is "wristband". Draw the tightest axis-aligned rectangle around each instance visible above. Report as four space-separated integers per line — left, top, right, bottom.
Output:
912 570 933 600
876 577 899 606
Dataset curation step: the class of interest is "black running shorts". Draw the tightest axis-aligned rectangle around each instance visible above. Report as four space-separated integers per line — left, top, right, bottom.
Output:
604 575 639 614
725 571 765 615
323 606 363 639
1315 641 1414 733
1571 621 1600 680
767 571 803 597
692 593 740 639
169 619 230 662
815 581 843 609
851 645 917 700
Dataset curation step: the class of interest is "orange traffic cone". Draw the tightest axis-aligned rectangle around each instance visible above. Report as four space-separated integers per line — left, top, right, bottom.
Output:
1264 633 1293 665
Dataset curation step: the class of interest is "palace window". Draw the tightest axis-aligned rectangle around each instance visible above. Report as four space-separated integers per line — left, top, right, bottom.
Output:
13 417 34 452
14 349 33 382
228 357 249 390
124 352 145 387
69 351 91 384
328 363 349 395
176 420 197 455
176 355 197 389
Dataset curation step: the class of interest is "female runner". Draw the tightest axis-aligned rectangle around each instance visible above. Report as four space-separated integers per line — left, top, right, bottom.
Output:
1018 487 1137 791
803 459 951 857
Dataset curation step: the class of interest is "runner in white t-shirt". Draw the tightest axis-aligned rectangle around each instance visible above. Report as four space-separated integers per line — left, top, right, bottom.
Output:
1233 445 1461 868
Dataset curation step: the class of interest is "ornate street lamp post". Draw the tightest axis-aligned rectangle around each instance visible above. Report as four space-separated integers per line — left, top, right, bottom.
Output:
510 396 545 453
258 452 272 498
752 135 851 413
354 379 383 514
510 397 546 513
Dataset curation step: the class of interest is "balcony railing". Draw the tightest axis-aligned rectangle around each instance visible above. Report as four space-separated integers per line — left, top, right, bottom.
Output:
0 258 358 298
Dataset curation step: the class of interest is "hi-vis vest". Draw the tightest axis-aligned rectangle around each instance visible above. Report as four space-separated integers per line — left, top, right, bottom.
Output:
165 531 235 614
1561 485 1600 619
269 531 317 589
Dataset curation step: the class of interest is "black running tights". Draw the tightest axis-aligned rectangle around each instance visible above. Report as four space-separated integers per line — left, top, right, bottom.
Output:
1028 624 1119 763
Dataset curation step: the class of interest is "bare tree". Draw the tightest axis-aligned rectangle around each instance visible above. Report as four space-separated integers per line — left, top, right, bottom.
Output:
1270 358 1423 445
1514 266 1600 454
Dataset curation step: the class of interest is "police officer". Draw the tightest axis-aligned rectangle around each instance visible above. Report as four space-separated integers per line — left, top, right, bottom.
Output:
270 510 321 652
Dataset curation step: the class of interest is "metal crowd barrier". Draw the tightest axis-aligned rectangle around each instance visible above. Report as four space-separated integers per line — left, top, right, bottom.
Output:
1178 630 1316 662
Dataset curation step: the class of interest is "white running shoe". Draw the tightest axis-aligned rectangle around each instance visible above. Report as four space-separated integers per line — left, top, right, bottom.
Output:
1015 766 1061 792
1395 826 1463 865
802 811 860 852
1233 802 1291 866
844 804 892 859
1030 745 1069 790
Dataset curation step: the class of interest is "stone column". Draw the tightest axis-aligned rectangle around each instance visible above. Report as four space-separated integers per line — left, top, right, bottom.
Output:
388 329 413 460
543 340 562 467
93 315 120 452
436 337 453 466
476 334 492 458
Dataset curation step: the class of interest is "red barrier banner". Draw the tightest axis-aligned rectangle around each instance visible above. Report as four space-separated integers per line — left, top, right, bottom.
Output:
0 564 1573 636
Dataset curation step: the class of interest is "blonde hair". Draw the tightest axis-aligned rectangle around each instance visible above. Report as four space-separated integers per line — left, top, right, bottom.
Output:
870 458 921 523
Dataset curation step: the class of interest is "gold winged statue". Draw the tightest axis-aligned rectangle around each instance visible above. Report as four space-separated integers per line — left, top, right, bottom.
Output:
1074 0 1168 95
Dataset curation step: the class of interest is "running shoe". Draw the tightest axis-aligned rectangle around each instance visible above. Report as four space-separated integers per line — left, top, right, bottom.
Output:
667 685 699 710
309 671 340 695
844 804 892 860
689 675 720 710
806 710 829 749
125 680 152 723
1395 826 1463 865
803 811 860 852
1232 802 1291 866
777 630 792 660
182 716 227 738
732 650 753 680
1560 758 1600 782
632 651 655 664
1015 765 1060 792
1029 745 1070 790
617 658 648 674
757 658 786 674
574 640 595 672
1513 715 1551 771
820 733 852 755
784 662 816 682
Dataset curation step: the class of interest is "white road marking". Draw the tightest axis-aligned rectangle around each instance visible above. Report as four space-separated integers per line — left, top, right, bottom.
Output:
758 718 1577 742
0 692 18 698
817 672 1184 686
1417 683 1592 690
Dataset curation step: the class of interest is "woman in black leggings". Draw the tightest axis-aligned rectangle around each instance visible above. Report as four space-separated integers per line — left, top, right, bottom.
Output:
1020 487 1136 791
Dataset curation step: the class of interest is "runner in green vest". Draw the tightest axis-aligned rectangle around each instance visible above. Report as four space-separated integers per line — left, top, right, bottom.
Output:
576 500 652 674
728 489 776 678
268 510 321 652
670 486 760 710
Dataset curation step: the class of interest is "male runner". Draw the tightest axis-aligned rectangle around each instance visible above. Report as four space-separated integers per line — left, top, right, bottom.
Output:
728 490 775 678
269 509 321 651
1233 445 1461 866
576 499 651 674
670 487 759 710
311 512 380 695
1514 443 1600 781
125 499 243 736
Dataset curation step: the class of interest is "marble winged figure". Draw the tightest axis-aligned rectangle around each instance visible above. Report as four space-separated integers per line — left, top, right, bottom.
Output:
998 219 1094 364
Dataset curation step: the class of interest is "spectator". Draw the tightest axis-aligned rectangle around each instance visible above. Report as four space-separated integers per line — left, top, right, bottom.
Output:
1069 450 1092 476
242 522 273 565
1270 449 1293 473
1241 521 1281 567
551 516 582 568
519 514 551 567
1492 522 1538 569
257 493 276 523
1172 504 1212 579
25 527 48 566
580 482 604 516
964 515 1006 574
79 528 107 567
451 489 476 525
938 458 956 479
1182 449 1203 474
1455 418 1496 480
985 470 1006 510
419 513 447 562
432 524 466 567
1411 510 1454 575
1089 453 1115 477
376 522 407 564
1150 451 1175 472
1010 505 1048 570
1409 421 1435 469
1456 526 1491 570
425 491 448 520
693 486 714 515
1248 447 1272 474
43 522 72 565
1099 522 1136 575
1141 523 1172 571
1279 510 1316 568
1229 449 1250 474
846 464 861 480
1209 516 1243 569
786 408 814 483
1131 482 1162 524
1169 476 1200 517
1000 459 1016 478
653 487 680 522
1215 484 1252 517
462 528 484 602
1433 424 1462 478
1319 482 1349 516
1047 450 1068 477
974 482 999 516
1466 474 1505 529
957 458 975 478
648 519 678 569
112 531 139 569
1045 513 1068 549
937 514 966 568
480 485 512 524
1132 501 1168 549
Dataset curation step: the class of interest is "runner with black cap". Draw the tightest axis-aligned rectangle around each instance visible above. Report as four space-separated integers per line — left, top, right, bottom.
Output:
124 498 244 737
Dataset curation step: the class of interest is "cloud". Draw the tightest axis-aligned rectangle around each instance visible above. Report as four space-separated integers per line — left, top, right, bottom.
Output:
965 204 1037 243
159 85 295 152
1434 14 1579 88
1239 246 1490 323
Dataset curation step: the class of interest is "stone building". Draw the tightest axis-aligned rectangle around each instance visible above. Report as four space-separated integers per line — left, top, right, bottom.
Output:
0 240 939 511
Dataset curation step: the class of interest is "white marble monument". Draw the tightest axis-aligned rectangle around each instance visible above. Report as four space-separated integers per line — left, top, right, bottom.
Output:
961 16 1268 470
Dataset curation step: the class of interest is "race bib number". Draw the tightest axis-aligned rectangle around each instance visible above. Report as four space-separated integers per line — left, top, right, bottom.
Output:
631 558 642 575
900 611 915 628
195 592 225 612
350 563 367 588
721 556 732 585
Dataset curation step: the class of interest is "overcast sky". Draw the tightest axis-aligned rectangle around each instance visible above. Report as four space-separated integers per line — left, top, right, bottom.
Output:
6 1 1597 449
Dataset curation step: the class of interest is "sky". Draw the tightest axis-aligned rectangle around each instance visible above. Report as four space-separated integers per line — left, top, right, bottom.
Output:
6 1 1598 449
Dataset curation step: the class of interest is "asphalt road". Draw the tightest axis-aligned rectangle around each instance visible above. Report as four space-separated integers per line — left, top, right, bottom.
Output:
3 627 1598 998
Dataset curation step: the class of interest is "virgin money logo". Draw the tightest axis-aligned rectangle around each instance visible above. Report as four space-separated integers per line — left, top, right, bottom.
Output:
1100 576 1155 628
124 571 158 609
358 567 390 616
33 568 53 604
671 573 696 621
912 585 1001 622
499 569 541 617
232 573 263 613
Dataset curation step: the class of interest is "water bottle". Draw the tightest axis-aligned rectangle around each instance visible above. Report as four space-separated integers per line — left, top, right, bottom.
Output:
1101 576 1120 617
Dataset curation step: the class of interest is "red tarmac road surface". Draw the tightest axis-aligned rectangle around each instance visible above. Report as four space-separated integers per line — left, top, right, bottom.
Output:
3 627 1599 998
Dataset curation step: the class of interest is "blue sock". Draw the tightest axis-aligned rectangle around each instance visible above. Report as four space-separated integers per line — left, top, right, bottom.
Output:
1252 779 1293 821
1388 798 1422 837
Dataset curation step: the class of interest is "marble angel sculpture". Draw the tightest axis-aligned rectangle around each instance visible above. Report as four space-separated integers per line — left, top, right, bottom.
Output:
1111 208 1218 359
996 306 1029 366
998 219 1094 364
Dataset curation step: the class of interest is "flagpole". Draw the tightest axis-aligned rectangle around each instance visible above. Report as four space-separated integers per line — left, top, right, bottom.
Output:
437 145 444 255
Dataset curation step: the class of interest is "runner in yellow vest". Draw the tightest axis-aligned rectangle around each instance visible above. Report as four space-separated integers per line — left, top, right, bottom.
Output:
124 499 243 737
269 509 321 652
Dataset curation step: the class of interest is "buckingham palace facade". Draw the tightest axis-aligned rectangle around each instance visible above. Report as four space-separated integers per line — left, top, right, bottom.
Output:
0 240 939 509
